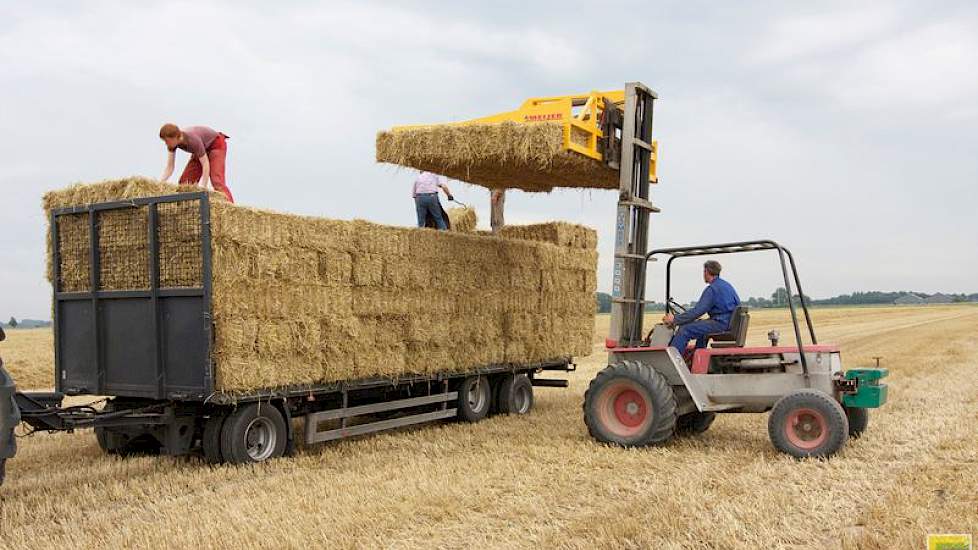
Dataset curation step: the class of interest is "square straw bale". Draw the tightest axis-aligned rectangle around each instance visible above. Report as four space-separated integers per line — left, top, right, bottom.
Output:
376 122 618 192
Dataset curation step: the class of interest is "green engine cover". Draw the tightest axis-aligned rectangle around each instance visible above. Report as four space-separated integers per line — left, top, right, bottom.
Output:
842 368 889 408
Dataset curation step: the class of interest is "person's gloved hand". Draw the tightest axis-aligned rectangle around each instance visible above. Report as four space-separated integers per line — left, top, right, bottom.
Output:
446 194 455 201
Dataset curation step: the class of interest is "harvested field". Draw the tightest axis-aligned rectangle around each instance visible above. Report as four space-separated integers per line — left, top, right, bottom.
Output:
42 178 597 392
2 305 976 548
376 122 618 192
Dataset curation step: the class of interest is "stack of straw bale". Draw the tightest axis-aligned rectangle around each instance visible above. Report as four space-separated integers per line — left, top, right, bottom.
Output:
43 178 597 392
376 122 618 192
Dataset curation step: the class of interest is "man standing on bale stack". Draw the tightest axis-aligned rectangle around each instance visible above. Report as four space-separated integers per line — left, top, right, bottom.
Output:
159 123 235 202
412 170 453 230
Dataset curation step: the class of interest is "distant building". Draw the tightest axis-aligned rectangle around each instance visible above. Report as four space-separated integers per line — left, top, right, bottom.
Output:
924 293 953 304
894 294 924 305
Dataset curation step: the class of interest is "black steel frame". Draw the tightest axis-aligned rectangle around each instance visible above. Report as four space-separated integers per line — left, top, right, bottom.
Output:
51 192 214 400
630 240 817 375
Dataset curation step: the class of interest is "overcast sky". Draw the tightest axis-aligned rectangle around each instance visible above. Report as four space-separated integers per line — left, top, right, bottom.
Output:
2 1 977 319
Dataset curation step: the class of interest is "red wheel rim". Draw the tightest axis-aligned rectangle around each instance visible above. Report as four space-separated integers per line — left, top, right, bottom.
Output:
784 407 828 450
595 380 653 438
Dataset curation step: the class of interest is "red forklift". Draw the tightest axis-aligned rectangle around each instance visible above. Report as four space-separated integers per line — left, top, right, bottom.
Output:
583 83 888 458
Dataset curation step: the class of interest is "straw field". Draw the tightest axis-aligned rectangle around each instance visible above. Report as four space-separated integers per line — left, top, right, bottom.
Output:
376 122 618 192
1 305 975 549
42 179 596 392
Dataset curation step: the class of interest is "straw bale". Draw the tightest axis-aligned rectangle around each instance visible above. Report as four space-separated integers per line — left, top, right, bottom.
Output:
376 122 618 192
45 179 598 393
446 206 477 232
499 222 597 250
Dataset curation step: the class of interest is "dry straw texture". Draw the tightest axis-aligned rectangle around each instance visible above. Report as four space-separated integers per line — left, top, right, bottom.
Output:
376 122 618 192
446 206 477 232
42 178 597 392
4 306 977 549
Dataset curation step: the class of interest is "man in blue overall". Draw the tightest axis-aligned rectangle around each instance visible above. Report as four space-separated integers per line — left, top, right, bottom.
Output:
663 260 740 359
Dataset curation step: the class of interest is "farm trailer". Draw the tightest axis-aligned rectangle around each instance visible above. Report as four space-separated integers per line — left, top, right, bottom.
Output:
0 192 574 482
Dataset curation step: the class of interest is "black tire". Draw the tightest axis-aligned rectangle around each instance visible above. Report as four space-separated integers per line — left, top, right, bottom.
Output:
495 374 534 415
583 361 677 447
95 401 160 456
676 411 716 436
202 412 227 464
768 389 849 458
845 407 870 438
457 375 491 423
220 403 288 465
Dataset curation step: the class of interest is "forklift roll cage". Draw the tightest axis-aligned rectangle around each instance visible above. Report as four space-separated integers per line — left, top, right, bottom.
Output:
630 240 818 375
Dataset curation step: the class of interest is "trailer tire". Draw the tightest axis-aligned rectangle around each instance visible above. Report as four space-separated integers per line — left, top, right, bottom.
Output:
845 407 870 438
584 361 677 447
95 401 160 456
220 403 288 464
769 389 849 459
495 374 533 415
202 413 227 463
676 411 716 435
457 376 491 423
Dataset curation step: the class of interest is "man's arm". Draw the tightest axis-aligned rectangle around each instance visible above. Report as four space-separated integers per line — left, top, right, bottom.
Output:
160 150 175 182
439 183 454 201
198 155 210 188
673 286 715 325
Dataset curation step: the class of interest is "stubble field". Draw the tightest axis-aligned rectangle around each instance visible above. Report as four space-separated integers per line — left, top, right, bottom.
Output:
1 305 976 549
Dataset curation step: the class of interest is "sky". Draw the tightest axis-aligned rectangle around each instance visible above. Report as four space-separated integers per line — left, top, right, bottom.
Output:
1 1 977 319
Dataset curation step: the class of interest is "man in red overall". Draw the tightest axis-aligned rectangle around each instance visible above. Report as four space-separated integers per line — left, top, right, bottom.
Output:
159 123 235 202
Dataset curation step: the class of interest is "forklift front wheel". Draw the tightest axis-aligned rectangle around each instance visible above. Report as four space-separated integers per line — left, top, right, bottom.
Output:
584 361 677 447
769 389 849 459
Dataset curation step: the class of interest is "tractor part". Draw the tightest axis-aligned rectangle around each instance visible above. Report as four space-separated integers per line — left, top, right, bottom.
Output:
457 376 491 423
675 411 716 436
768 389 849 458
220 403 288 464
0 364 19 486
841 368 888 408
584 361 676 447
494 374 533 415
844 407 870 438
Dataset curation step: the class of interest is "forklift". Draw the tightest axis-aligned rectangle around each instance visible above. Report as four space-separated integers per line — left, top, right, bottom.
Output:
583 83 889 458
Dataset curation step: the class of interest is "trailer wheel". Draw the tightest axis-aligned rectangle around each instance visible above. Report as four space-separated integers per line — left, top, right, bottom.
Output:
220 403 288 464
457 376 491 422
583 361 677 447
202 413 227 463
845 407 870 438
676 411 716 435
769 389 849 458
95 401 160 456
495 374 533 415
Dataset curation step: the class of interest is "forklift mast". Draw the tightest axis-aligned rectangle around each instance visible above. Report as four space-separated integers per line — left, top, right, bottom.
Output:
608 82 658 348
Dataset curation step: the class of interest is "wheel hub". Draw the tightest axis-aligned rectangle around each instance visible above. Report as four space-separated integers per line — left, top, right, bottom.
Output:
612 388 648 428
785 408 828 449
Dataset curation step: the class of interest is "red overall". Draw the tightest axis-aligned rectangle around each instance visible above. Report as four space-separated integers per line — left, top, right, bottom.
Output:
179 133 234 202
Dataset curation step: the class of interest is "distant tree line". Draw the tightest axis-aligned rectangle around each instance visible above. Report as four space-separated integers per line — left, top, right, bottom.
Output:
596 289 978 313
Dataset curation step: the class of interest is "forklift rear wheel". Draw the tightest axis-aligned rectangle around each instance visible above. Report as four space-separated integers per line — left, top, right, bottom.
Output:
584 361 677 447
676 412 716 435
845 407 870 438
769 389 849 458
220 403 288 464
457 376 491 422
495 374 533 415
202 412 227 463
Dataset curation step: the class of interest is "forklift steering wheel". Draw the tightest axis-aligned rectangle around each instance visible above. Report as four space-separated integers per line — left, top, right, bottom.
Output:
668 299 687 313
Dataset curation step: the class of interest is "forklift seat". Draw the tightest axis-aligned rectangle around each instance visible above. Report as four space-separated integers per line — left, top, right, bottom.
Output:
707 306 749 348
